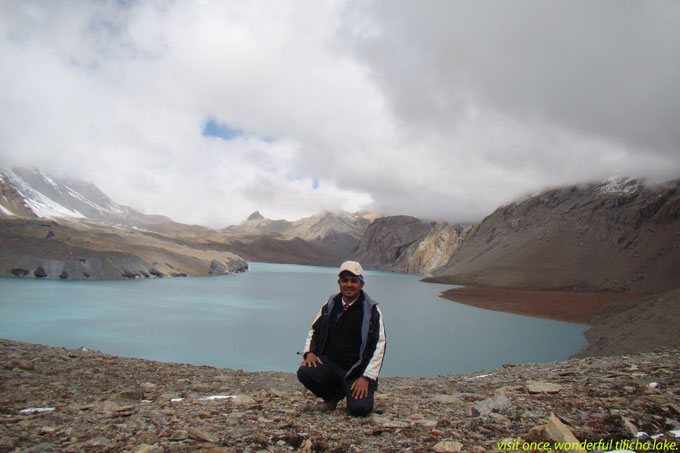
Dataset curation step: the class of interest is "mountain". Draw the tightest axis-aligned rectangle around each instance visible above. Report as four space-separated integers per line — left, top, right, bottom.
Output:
0 167 247 280
222 210 377 264
0 167 378 277
352 215 471 275
6 166 678 294
0 168 185 231
425 177 680 293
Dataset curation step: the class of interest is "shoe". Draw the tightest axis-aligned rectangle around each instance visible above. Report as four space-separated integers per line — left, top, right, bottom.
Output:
316 396 341 412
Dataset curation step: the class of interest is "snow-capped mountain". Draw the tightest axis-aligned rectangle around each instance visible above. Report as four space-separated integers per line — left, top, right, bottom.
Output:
0 167 172 228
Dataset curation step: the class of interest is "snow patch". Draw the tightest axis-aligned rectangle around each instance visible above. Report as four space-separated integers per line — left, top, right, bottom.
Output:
599 177 641 194
466 373 493 380
19 407 55 414
198 395 237 400
1 169 86 219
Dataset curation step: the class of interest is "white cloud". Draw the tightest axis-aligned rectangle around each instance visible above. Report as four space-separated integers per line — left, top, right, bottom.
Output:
1 0 678 227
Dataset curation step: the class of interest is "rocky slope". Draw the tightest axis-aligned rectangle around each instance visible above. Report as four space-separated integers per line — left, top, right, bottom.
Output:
426 178 680 293
0 218 247 280
352 216 471 276
575 288 680 358
1 338 679 452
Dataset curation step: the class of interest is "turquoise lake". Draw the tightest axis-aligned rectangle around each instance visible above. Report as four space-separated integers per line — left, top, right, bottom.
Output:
0 262 587 377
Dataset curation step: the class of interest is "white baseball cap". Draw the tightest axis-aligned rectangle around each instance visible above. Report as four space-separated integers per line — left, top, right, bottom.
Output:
338 261 364 281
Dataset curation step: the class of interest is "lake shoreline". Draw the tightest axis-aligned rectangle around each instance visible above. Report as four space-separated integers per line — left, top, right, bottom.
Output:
439 286 680 358
438 286 647 324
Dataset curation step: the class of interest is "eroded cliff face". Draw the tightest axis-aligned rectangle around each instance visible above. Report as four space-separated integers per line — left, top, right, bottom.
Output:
352 216 471 276
405 222 472 276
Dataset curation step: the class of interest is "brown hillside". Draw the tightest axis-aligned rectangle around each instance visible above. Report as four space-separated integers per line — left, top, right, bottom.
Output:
427 178 680 293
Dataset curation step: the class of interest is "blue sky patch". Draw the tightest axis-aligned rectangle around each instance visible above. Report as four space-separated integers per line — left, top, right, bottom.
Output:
202 119 243 140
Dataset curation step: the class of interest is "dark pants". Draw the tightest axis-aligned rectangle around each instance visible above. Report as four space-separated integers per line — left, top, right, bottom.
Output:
297 355 378 416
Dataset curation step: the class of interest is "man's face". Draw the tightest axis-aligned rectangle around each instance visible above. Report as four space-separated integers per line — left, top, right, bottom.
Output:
338 275 364 301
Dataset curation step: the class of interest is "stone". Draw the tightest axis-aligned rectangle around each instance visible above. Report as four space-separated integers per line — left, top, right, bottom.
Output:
432 394 462 404
11 359 35 371
300 439 313 453
231 394 256 407
432 440 464 452
132 445 162 453
472 394 512 416
209 260 228 275
526 381 564 394
112 390 145 401
33 266 47 278
542 413 586 453
1 339 680 452
495 385 523 395
169 430 189 441
187 427 218 443
623 417 638 436
371 415 411 428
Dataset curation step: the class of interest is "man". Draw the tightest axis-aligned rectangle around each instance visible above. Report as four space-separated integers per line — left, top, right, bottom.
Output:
297 261 386 416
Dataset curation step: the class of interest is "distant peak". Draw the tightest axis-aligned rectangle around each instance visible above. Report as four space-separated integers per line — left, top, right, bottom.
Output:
247 211 264 221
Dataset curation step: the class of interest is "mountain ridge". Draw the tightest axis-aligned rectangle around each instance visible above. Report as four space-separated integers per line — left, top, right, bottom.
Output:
424 177 680 293
3 167 679 296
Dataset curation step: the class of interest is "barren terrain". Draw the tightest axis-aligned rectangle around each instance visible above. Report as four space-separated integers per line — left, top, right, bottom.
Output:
1 339 679 452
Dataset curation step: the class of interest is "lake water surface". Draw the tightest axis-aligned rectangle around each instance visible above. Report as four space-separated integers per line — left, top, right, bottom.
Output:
0 262 587 377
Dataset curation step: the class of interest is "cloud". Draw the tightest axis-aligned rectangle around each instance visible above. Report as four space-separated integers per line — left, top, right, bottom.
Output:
1 1 678 227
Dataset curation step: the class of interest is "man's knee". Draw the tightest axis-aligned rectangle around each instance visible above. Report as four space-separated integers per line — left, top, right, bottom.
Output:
346 397 373 416
297 365 314 385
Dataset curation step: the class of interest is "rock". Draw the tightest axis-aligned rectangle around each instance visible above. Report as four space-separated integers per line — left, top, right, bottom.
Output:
623 417 638 436
83 436 114 448
112 390 145 401
526 381 564 394
432 440 464 452
33 266 47 278
187 427 218 443
140 382 156 391
371 415 410 428
432 394 462 404
472 394 512 416
209 260 228 275
231 394 256 407
542 413 587 453
495 385 523 395
11 359 35 371
169 430 189 441
132 445 162 453
353 215 470 275
1 339 680 452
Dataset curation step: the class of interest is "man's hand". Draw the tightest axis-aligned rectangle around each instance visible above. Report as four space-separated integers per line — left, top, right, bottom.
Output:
351 377 370 399
301 352 323 368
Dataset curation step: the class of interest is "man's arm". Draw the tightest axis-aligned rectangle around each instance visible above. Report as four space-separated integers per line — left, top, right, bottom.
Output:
301 305 325 365
362 305 386 381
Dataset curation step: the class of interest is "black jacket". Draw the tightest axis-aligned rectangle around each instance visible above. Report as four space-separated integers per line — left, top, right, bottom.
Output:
303 291 386 381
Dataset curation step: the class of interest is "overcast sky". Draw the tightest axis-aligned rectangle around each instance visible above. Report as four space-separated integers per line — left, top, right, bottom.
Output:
1 1 679 227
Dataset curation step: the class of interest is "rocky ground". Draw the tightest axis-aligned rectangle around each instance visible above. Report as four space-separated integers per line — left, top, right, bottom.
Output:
1 339 679 452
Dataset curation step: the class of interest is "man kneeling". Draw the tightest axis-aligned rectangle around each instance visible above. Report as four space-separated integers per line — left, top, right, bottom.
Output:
297 261 386 416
